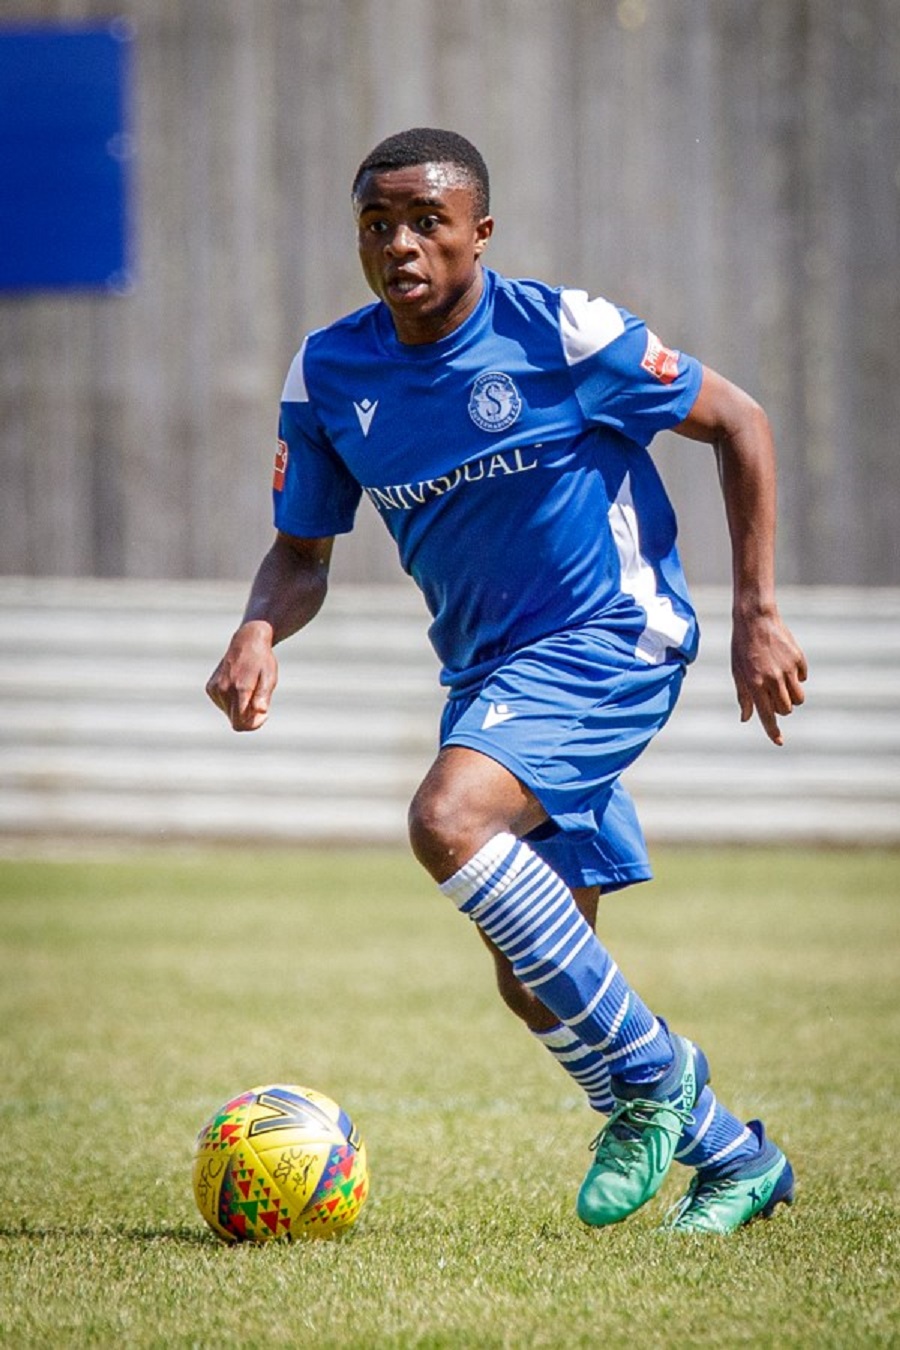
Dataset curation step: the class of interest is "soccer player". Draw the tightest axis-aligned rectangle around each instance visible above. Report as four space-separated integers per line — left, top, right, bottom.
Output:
207 127 807 1235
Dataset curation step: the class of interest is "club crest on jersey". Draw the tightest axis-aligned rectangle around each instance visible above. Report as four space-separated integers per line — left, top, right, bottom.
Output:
468 371 522 433
640 332 680 385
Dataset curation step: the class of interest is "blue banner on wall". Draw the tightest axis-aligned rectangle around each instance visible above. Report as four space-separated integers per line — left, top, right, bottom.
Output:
0 21 135 293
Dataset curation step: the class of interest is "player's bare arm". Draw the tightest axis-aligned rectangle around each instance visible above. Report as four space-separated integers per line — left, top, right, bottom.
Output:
206 531 334 732
675 367 808 745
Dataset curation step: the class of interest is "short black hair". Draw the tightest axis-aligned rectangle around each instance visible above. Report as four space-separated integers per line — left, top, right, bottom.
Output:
352 127 490 217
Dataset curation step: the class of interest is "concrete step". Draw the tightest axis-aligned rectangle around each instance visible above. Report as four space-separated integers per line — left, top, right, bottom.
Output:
2 578 898 847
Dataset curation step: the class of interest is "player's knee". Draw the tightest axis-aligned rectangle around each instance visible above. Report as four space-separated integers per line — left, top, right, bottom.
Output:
407 782 470 876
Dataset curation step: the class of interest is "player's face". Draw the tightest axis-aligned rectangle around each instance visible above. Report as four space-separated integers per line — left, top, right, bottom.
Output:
354 163 494 345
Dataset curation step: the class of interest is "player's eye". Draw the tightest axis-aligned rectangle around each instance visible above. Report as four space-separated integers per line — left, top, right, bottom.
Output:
418 215 441 233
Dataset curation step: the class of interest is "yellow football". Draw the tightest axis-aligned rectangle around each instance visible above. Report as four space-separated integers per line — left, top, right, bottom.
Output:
192 1083 369 1242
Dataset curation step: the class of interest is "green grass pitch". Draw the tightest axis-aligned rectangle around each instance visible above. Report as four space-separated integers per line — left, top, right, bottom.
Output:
1 846 898 1347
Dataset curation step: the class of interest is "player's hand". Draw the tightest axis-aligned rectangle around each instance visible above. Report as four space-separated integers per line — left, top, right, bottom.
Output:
206 621 279 732
731 610 807 745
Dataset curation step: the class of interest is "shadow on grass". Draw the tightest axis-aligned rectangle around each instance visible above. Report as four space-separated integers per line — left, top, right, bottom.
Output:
0 1220 216 1247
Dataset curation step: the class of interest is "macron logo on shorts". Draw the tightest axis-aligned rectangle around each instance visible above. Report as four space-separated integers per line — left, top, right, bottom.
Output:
482 702 517 729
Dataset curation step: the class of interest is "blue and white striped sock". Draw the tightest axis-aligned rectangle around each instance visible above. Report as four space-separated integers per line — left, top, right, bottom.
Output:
531 1023 615 1114
534 1026 761 1175
440 832 671 1082
676 1085 760 1174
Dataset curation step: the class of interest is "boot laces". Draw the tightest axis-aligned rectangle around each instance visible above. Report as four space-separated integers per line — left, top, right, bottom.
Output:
589 1097 694 1175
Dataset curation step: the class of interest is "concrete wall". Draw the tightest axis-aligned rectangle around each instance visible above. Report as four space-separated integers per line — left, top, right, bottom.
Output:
2 1 899 587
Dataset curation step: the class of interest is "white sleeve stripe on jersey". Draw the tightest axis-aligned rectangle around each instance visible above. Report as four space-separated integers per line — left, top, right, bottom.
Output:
280 335 311 402
559 289 626 366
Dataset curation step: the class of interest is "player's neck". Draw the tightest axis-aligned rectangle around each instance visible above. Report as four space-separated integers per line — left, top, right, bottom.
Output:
390 266 486 346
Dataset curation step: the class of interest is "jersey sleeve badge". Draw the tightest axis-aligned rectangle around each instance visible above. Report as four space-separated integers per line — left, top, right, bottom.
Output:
273 438 289 491
640 332 680 385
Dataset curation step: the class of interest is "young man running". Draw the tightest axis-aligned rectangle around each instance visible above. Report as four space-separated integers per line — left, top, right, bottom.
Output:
207 127 807 1234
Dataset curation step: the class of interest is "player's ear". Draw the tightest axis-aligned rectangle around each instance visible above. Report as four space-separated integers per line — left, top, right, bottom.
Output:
474 215 494 256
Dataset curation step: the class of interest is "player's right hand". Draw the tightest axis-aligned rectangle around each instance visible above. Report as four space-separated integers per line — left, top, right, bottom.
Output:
206 621 279 732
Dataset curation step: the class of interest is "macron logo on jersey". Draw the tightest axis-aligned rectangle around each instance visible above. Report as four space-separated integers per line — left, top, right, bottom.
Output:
353 398 378 436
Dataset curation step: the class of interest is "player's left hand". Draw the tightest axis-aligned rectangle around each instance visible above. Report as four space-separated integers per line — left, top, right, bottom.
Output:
731 610 808 745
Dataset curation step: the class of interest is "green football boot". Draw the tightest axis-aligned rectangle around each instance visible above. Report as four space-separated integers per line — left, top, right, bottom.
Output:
664 1119 795 1234
577 1033 708 1227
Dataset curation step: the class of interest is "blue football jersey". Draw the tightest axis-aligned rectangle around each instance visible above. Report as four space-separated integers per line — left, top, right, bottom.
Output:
275 268 704 693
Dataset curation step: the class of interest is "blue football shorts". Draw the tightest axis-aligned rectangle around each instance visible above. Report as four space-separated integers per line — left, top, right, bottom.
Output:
440 622 687 893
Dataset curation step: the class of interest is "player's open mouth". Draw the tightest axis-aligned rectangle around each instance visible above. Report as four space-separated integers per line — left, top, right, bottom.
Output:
386 274 427 301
